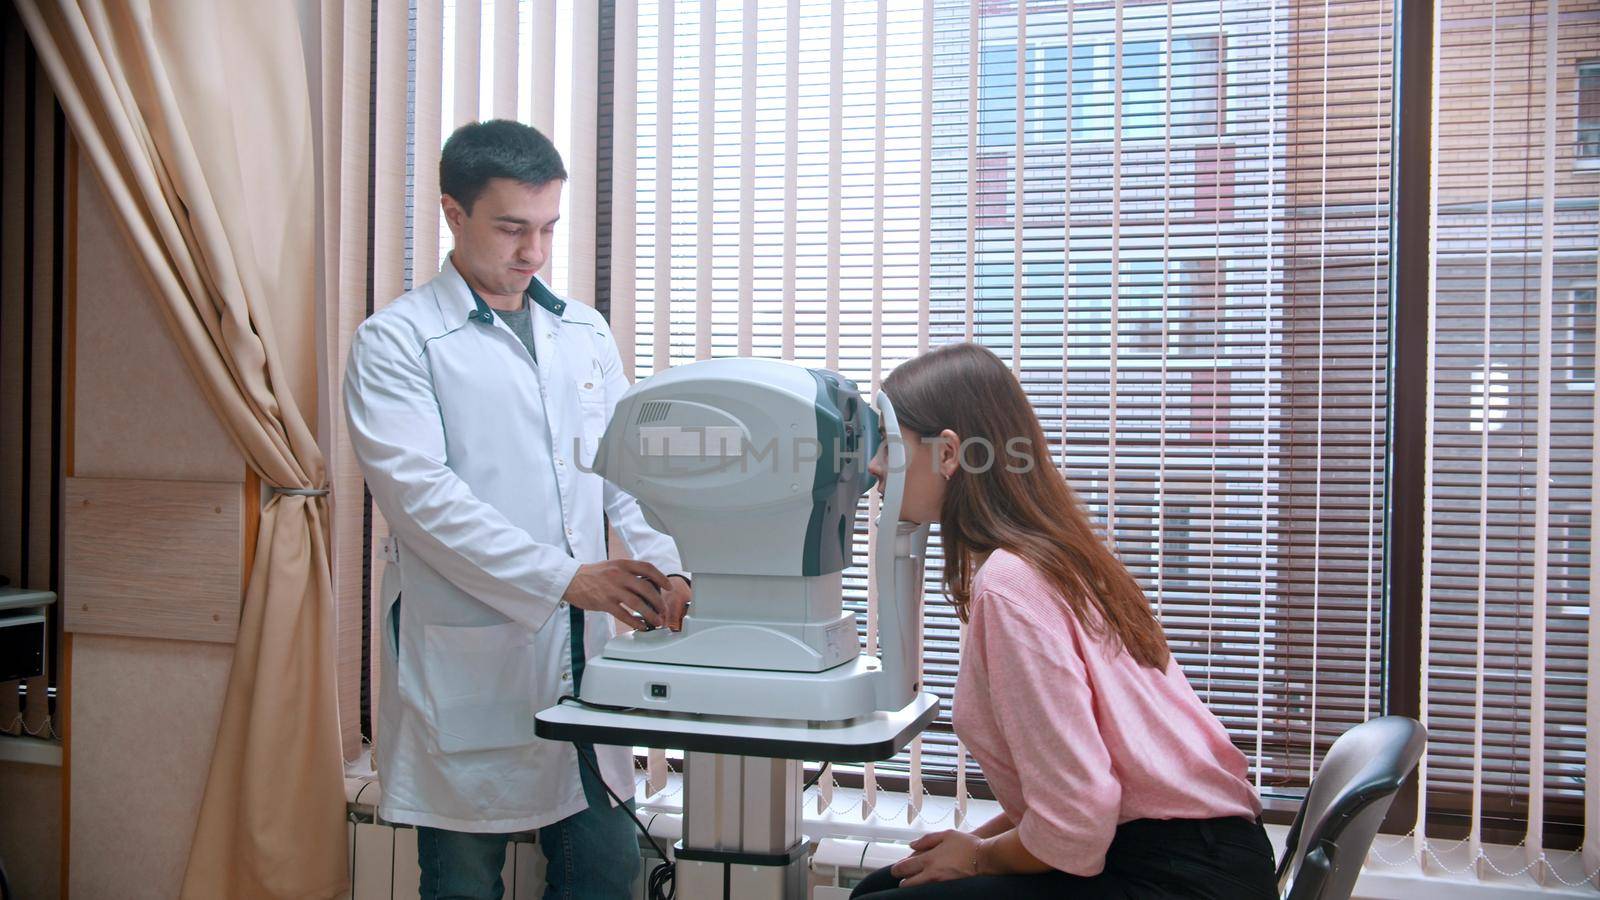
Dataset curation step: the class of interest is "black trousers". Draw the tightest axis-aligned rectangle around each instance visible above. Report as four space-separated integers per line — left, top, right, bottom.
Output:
849 816 1277 899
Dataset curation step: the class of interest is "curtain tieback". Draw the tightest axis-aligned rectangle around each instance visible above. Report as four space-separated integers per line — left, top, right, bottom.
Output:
270 486 330 497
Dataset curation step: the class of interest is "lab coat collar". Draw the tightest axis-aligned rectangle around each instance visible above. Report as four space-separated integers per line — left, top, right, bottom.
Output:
527 277 568 317
440 254 567 326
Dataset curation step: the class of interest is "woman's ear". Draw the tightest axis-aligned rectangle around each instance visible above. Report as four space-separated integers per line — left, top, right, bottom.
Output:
938 429 961 480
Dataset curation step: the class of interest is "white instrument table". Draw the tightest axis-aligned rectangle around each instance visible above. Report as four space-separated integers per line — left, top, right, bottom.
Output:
534 691 939 762
535 692 940 899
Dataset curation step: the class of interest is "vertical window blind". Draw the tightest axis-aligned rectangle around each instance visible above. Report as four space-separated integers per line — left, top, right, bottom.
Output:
617 0 1395 820
1414 0 1600 882
342 0 602 750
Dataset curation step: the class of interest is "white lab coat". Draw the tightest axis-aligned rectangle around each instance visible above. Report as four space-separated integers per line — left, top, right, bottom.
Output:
344 256 683 832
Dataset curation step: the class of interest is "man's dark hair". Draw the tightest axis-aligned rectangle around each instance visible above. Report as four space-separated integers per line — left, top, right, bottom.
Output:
439 120 568 213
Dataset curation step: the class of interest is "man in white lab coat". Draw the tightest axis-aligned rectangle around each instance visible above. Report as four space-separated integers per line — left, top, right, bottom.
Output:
344 120 689 899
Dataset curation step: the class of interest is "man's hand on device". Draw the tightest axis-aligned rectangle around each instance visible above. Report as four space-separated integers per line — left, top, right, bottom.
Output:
563 560 668 630
662 575 693 631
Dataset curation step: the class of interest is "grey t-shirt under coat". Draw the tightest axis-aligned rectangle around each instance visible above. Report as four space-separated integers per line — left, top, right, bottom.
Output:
494 301 538 362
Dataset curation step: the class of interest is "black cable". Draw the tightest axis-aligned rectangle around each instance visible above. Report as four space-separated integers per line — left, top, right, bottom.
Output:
560 700 674 900
803 762 829 792
556 693 638 714
573 745 674 899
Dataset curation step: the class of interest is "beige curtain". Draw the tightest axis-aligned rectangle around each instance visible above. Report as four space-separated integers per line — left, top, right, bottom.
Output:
14 1 345 898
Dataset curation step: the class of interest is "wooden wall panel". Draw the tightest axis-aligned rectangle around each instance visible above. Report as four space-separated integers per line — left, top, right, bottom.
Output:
63 477 242 643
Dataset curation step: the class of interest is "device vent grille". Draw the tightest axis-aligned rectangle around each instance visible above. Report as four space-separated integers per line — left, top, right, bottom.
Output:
637 401 672 424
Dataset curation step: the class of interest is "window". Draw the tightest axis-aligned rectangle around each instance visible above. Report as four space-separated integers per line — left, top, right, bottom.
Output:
1426 1 1599 849
629 0 1392 805
1573 287 1596 385
979 44 1071 147
1071 35 1220 142
979 33 1220 149
367 0 1600 872
1579 61 1599 163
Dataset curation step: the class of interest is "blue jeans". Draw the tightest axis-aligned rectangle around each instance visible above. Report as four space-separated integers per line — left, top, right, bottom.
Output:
416 758 642 900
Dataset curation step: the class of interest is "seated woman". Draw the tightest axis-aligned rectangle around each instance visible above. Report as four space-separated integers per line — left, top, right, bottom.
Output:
853 342 1275 900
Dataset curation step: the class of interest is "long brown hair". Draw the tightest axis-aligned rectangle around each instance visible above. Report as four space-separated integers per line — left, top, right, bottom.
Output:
882 342 1170 669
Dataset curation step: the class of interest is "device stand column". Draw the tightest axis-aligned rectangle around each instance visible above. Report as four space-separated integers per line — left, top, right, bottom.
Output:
676 752 808 899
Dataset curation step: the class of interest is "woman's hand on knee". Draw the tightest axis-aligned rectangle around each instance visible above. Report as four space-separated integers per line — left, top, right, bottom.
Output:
890 829 983 887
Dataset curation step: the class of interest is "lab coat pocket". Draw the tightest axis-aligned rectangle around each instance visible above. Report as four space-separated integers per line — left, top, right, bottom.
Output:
421 622 538 754
578 380 608 468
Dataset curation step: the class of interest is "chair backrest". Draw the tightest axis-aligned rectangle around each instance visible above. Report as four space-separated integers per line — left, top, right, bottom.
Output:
1276 716 1426 900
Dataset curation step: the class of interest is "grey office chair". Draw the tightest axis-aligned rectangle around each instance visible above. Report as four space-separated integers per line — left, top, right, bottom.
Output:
1276 716 1426 900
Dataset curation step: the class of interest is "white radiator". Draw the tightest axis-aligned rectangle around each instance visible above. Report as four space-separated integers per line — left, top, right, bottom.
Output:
811 838 910 899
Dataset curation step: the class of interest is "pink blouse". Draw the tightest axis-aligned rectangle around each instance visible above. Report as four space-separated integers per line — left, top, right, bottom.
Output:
951 549 1262 877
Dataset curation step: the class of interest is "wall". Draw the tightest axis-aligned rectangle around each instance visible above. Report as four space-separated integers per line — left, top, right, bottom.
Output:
62 159 246 899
